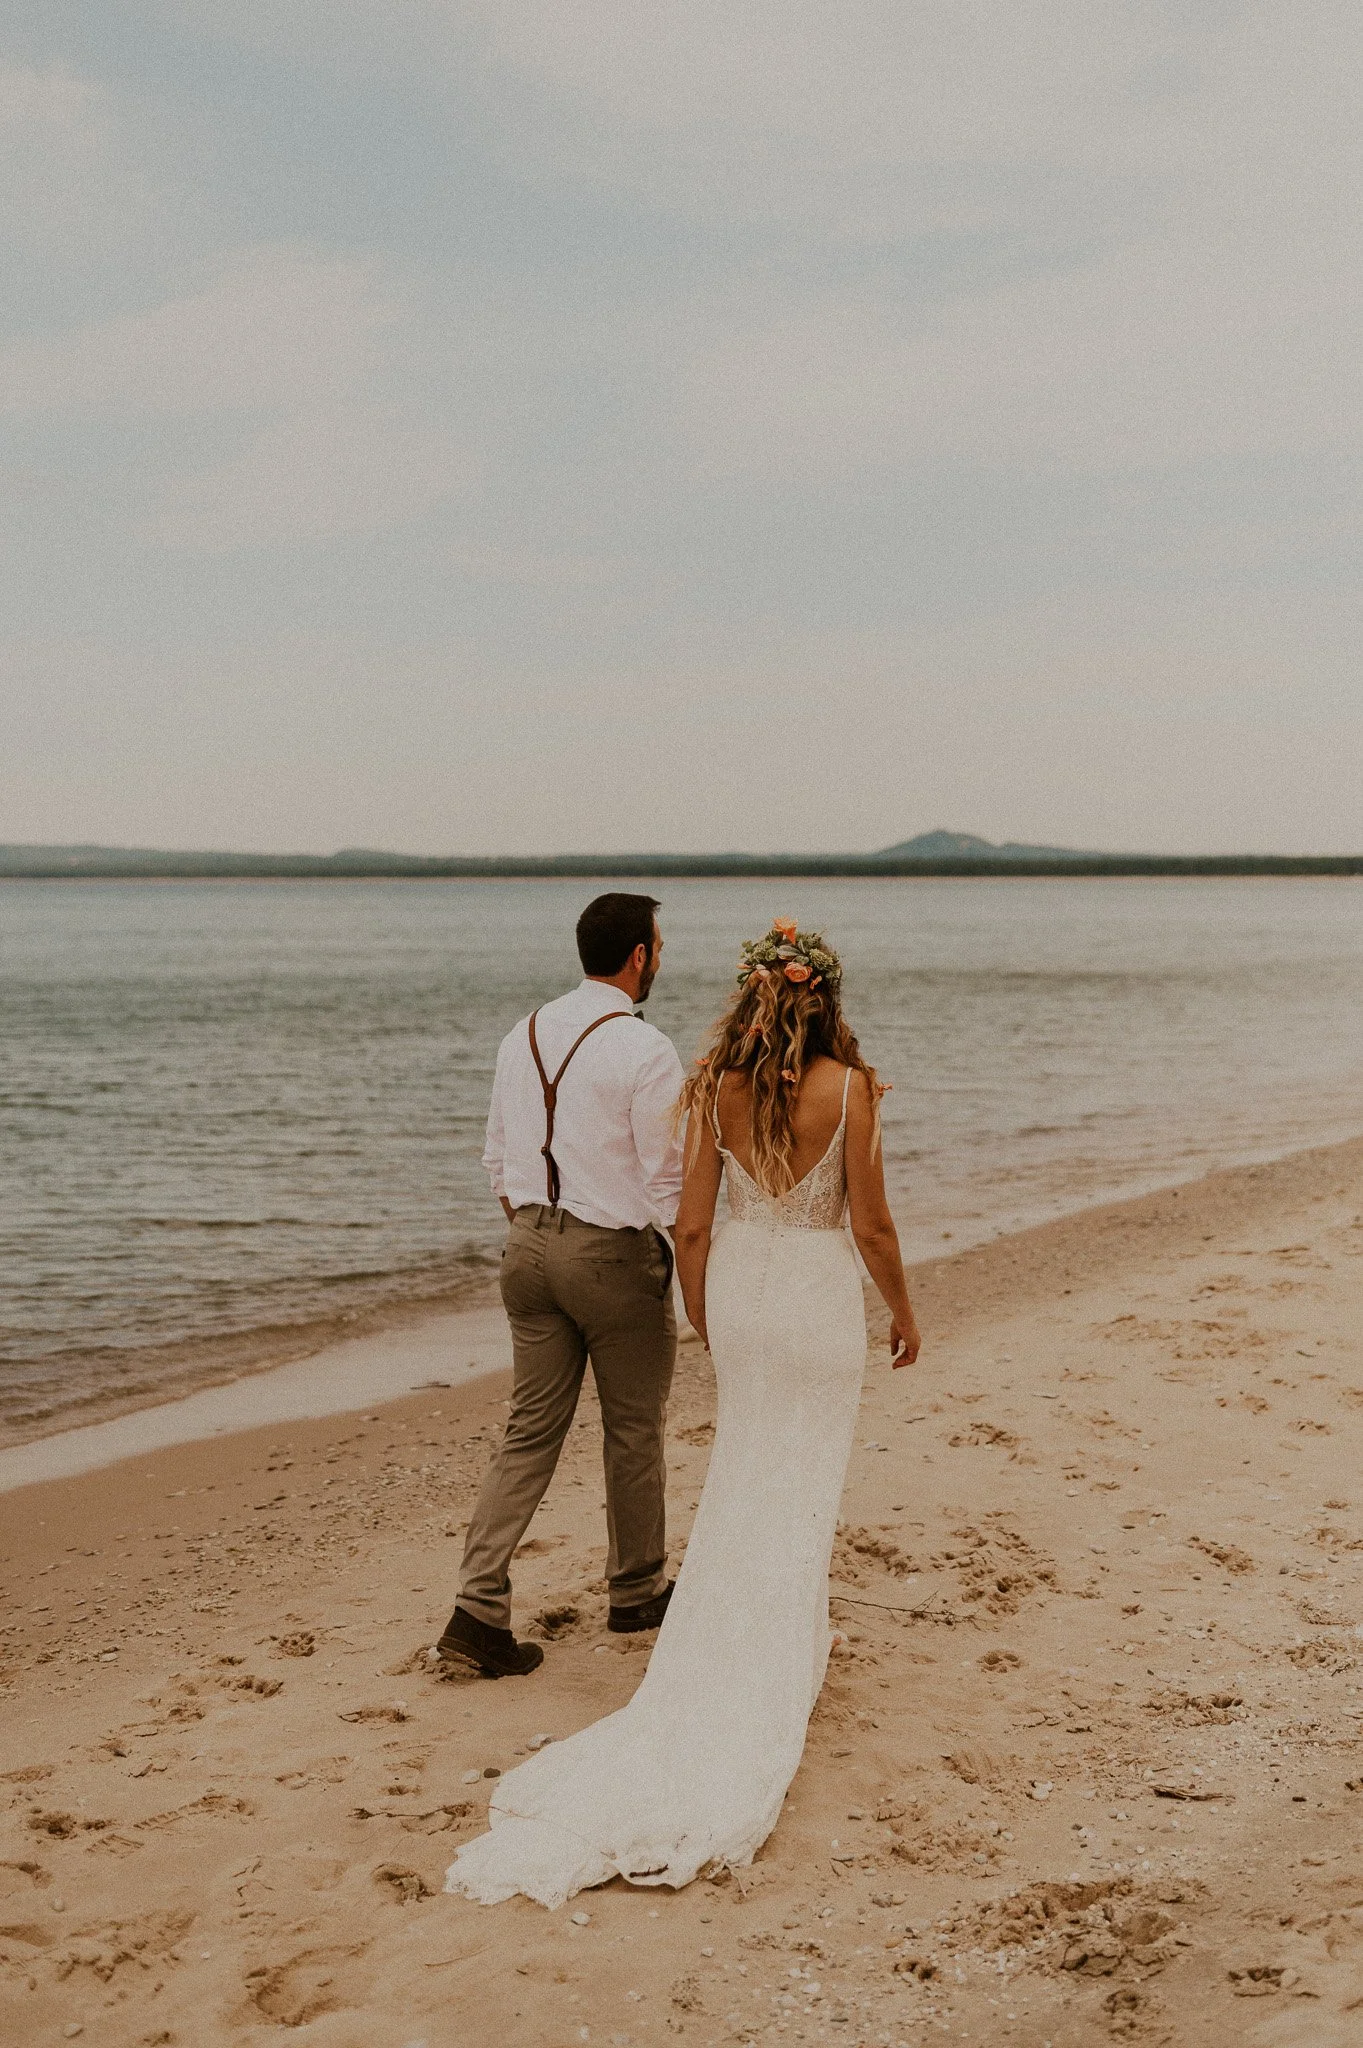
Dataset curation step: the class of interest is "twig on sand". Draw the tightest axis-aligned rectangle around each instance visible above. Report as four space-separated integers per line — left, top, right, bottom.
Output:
829 1588 940 1620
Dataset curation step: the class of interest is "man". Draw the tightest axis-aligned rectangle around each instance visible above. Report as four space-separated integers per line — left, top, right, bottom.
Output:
437 893 685 1678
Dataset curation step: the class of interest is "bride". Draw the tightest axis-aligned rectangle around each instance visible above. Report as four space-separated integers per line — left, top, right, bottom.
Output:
445 919 921 1908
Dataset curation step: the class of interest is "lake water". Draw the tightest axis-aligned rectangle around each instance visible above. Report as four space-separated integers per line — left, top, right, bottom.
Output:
2 877 1361 1440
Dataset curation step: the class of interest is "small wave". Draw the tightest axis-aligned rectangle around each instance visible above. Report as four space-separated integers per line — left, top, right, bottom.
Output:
138 1215 344 1231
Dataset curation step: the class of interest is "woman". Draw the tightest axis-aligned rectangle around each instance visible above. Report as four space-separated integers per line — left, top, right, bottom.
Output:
445 920 920 1908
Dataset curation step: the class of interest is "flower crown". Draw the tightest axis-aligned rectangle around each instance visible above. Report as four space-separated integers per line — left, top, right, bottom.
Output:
736 917 842 990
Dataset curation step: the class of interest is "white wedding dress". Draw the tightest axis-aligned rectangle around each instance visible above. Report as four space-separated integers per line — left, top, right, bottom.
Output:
445 1070 865 1909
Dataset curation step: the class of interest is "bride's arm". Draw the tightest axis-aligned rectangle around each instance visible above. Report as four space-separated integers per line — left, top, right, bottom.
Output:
845 1071 922 1368
673 1111 723 1350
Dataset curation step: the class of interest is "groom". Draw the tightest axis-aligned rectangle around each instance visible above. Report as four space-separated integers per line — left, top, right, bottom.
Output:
438 893 685 1678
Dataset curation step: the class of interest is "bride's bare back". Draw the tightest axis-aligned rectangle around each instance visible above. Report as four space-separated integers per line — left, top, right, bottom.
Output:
680 1054 919 1370
713 1054 854 1187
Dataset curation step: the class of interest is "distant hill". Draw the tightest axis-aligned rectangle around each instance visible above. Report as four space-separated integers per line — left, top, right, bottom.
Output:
879 829 1098 860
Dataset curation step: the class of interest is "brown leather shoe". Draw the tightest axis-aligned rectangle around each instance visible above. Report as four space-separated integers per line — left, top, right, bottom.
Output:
607 1580 675 1634
436 1606 544 1677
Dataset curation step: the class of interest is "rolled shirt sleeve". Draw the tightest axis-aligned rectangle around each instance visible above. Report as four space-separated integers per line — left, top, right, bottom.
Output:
630 1037 686 1228
482 1039 509 1201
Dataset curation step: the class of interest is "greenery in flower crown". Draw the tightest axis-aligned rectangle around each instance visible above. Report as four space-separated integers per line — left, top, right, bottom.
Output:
736 917 843 990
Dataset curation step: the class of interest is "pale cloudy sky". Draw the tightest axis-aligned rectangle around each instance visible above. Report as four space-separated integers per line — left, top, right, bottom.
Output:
2 3 1359 854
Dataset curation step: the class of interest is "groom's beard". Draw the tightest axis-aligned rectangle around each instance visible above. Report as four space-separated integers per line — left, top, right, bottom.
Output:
636 958 658 1003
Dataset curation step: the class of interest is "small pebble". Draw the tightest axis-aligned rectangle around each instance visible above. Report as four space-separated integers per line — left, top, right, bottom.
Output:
64 2028 84 2040
529 1733 554 1750
570 1910 591 1926
483 1767 500 1779
461 1771 481 1784
51 1897 66 1913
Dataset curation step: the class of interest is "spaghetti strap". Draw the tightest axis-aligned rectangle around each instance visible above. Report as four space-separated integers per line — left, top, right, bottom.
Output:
838 1065 853 1122
709 1070 726 1147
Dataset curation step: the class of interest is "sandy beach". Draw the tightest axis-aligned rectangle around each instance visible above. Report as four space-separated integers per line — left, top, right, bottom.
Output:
2 1137 1361 2048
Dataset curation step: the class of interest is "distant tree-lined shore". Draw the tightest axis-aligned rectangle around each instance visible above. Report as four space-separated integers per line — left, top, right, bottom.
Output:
3 841 1360 880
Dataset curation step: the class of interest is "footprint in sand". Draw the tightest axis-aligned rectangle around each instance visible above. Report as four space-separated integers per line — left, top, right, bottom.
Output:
50 1906 194 1987
85 1831 144 1859
947 1421 1020 1450
0 1857 56 1953
372 1862 432 1902
834 1527 918 1581
135 1791 255 1830
274 1757 352 1790
272 1630 316 1657
943 1749 1004 1788
215 1672 284 1698
532 1604 582 1641
384 1645 440 1676
26 1810 111 1841
1143 1685 1245 1725
245 1941 371 2027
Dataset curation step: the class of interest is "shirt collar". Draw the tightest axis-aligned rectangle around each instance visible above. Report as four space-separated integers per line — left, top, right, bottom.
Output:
577 978 636 1015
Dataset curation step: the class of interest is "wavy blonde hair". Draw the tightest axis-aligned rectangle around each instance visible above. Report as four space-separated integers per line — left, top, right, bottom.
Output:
678 953 879 1196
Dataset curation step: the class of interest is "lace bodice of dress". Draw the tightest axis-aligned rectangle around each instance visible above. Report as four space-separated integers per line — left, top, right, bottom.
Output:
714 1068 850 1232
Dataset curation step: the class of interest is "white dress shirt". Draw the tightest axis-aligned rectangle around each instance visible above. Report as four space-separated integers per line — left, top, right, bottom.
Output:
483 979 685 1230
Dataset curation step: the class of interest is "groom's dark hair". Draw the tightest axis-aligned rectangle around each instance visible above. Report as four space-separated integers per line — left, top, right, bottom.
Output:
576 893 661 977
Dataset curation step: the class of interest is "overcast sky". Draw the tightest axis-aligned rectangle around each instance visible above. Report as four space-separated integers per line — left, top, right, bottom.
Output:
2 3 1360 854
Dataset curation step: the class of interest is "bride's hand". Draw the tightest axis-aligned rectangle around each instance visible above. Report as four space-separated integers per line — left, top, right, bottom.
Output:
684 1303 709 1351
889 1318 920 1368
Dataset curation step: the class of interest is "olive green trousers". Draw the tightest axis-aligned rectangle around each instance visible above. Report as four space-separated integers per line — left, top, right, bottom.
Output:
457 1205 676 1631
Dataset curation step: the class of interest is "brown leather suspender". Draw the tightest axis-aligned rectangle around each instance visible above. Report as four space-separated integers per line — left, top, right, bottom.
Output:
526 1008 638 1208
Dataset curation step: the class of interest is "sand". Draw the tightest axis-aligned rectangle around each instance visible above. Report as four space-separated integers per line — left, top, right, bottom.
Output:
2 1138 1362 2048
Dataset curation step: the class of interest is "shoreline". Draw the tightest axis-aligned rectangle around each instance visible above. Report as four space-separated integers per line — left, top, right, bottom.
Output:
0 1306 513 1497
4 1127 1361 1499
7 860 1363 879
0 1268 504 1455
1 1125 1361 2043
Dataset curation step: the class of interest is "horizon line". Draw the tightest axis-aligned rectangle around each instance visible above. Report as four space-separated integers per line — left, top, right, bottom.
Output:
2 843 1361 880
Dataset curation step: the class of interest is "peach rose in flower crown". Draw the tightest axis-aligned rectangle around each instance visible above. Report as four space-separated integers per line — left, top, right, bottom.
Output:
783 960 811 983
